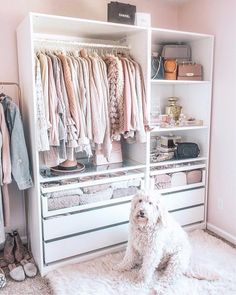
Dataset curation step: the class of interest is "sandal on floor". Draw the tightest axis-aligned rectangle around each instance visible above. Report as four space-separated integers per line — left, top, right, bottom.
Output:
8 263 25 282
0 268 6 288
20 259 37 278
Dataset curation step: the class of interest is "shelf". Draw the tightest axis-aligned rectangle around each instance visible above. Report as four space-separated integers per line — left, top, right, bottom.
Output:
150 157 207 168
150 163 206 176
151 79 211 85
155 182 205 194
32 13 147 40
40 159 145 183
150 125 208 132
41 171 144 194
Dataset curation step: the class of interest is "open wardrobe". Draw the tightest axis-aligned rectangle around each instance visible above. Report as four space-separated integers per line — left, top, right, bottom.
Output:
16 13 214 275
1 0 236 294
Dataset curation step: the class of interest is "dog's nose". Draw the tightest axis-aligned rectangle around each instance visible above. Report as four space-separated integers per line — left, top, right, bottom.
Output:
139 210 145 217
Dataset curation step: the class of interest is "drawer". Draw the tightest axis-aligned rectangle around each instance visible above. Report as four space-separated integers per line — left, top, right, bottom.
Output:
41 177 143 218
43 202 131 241
44 223 129 264
162 188 205 211
171 205 204 226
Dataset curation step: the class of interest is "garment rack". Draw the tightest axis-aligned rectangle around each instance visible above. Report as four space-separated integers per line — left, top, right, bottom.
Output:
33 38 130 50
0 82 21 109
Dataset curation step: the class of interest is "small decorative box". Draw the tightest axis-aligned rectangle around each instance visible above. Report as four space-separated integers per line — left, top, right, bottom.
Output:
94 141 123 166
135 12 151 27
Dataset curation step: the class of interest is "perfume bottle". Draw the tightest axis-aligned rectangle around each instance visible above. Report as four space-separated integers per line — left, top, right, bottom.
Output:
165 97 182 122
150 105 161 126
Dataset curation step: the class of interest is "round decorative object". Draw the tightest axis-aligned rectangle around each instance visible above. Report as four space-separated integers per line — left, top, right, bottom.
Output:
50 163 85 174
164 59 177 80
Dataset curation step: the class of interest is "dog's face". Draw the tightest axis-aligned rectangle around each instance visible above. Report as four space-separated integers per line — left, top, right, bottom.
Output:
130 191 167 228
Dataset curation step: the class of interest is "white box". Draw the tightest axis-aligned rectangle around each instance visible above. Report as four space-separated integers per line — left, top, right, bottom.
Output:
94 141 123 165
135 13 151 27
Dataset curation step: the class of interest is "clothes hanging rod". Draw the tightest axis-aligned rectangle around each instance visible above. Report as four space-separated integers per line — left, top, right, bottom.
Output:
33 38 130 50
0 81 22 110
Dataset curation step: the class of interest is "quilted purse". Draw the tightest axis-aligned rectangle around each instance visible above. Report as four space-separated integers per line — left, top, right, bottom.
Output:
174 142 200 159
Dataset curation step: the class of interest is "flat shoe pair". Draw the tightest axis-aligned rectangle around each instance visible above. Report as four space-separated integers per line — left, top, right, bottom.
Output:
0 268 6 288
9 259 37 282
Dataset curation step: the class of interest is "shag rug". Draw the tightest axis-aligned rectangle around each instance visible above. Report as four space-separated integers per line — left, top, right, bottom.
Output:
47 230 236 295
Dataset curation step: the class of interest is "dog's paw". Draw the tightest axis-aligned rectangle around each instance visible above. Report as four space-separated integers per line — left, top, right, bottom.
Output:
134 271 149 286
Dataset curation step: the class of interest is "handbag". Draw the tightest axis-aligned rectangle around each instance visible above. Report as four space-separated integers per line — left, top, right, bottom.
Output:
107 1 136 25
174 142 200 159
164 59 177 80
151 53 164 79
178 62 203 80
162 44 191 62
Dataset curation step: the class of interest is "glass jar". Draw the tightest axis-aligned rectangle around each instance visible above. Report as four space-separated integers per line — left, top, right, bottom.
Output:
150 104 161 126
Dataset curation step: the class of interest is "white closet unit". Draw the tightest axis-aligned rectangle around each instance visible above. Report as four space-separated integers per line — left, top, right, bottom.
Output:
17 13 214 275
149 28 214 232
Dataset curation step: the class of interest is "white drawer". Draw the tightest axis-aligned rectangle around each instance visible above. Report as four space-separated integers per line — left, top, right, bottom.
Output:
41 177 143 218
163 188 205 211
43 202 131 241
171 205 204 226
44 223 129 264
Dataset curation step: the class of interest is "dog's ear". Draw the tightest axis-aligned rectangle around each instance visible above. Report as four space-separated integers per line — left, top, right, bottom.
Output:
131 190 143 210
130 190 143 222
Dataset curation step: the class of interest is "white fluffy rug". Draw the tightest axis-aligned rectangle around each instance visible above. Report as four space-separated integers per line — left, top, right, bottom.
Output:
47 230 236 295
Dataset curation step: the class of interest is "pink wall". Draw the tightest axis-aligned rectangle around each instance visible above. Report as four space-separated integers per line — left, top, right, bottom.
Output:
179 0 236 239
0 0 178 238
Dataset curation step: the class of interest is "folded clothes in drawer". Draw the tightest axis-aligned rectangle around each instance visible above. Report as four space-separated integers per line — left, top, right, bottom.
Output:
44 178 143 213
47 188 113 211
112 187 138 199
154 169 203 190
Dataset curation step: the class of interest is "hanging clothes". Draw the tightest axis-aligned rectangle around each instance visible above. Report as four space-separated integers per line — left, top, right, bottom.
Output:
1 96 33 190
0 190 5 245
34 48 148 167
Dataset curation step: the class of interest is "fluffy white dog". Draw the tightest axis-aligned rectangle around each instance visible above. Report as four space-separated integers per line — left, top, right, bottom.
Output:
115 190 192 286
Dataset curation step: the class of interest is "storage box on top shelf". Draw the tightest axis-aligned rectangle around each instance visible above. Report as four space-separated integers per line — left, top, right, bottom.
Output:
107 1 136 25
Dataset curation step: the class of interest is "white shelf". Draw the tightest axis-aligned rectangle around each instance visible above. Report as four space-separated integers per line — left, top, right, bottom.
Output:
150 163 206 176
40 160 145 183
150 125 208 132
151 79 211 85
41 172 144 194
155 182 205 194
150 157 207 168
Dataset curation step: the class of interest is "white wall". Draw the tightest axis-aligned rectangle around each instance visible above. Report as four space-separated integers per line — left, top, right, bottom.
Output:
179 0 236 241
0 0 178 238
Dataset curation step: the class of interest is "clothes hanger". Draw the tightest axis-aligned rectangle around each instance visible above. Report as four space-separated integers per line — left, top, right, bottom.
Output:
0 84 5 98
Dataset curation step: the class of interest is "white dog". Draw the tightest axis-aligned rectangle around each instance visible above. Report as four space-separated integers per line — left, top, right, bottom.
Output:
115 190 192 286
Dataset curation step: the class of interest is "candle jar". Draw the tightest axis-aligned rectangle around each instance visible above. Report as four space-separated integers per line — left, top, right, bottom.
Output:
165 97 182 122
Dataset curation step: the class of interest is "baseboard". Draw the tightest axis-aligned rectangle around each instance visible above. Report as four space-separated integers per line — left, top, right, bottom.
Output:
207 223 236 245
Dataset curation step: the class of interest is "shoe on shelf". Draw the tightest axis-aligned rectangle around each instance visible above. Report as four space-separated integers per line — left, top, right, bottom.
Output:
13 230 26 263
20 259 37 278
0 268 6 288
3 233 15 264
8 263 25 282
